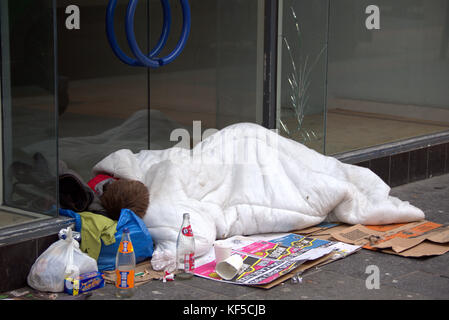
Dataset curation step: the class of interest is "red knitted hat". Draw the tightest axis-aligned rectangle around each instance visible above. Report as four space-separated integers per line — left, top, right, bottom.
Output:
87 174 117 196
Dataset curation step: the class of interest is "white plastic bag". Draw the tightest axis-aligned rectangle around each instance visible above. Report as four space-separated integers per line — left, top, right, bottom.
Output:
27 227 98 292
150 247 176 272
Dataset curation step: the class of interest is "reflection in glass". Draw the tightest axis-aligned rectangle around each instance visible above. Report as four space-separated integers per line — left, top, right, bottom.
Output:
55 0 264 181
56 0 150 181
149 0 264 148
0 0 58 228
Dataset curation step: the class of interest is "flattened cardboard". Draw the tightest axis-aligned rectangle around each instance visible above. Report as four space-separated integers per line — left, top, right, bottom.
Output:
330 220 449 257
292 222 341 235
381 242 449 257
293 222 350 240
330 224 384 246
257 252 335 289
426 225 449 243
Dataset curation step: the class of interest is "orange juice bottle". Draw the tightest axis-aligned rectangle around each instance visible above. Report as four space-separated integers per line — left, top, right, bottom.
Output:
115 228 136 298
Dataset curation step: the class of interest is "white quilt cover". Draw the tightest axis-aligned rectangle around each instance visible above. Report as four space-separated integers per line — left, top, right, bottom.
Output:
92 123 424 270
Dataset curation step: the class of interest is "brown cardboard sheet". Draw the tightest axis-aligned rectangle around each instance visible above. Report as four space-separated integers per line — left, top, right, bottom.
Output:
328 220 449 257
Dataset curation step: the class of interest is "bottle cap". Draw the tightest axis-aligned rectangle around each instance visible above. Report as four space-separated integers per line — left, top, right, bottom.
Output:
123 227 130 233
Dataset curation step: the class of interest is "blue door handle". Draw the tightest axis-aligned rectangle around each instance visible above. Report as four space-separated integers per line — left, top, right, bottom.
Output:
126 0 191 67
106 0 170 67
106 0 191 68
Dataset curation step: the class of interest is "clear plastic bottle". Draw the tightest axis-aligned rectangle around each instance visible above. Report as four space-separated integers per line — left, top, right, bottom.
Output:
115 228 136 298
176 213 195 279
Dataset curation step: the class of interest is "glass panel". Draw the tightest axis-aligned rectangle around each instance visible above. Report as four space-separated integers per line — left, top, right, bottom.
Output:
277 0 329 153
0 0 58 228
148 0 264 149
326 0 449 155
56 0 149 181
56 0 264 183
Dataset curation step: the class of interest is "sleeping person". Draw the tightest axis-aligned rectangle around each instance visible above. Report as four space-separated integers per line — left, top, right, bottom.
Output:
91 122 424 271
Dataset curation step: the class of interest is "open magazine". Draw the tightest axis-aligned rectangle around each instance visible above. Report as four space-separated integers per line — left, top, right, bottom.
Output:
194 231 361 286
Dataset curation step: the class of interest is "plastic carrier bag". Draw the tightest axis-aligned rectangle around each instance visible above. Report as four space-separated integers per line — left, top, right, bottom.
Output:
59 208 153 271
97 208 154 271
27 227 98 292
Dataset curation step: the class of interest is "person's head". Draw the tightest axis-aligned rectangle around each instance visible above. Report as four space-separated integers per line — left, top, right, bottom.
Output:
100 179 149 221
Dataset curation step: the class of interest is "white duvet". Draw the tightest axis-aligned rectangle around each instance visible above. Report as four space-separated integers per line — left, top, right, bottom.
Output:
92 123 424 271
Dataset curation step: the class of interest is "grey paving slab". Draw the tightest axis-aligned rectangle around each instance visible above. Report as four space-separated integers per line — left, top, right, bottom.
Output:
390 174 449 225
411 254 449 278
169 274 259 298
238 270 432 300
89 278 227 300
321 248 446 285
386 271 449 299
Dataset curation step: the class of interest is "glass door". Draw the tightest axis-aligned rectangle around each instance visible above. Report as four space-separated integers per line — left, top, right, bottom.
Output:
56 0 265 176
0 0 58 229
56 0 150 181
0 0 267 230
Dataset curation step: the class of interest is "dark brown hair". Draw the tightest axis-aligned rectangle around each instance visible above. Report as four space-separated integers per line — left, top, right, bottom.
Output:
100 179 149 221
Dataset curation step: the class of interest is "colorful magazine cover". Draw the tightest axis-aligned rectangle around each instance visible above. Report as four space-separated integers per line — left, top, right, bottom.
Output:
193 251 304 285
193 232 361 286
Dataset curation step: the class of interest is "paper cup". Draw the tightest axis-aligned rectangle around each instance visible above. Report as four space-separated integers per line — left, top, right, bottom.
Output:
215 255 244 280
213 241 232 264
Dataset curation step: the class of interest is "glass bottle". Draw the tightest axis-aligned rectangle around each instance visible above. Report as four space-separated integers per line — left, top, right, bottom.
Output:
115 228 136 298
176 213 195 279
